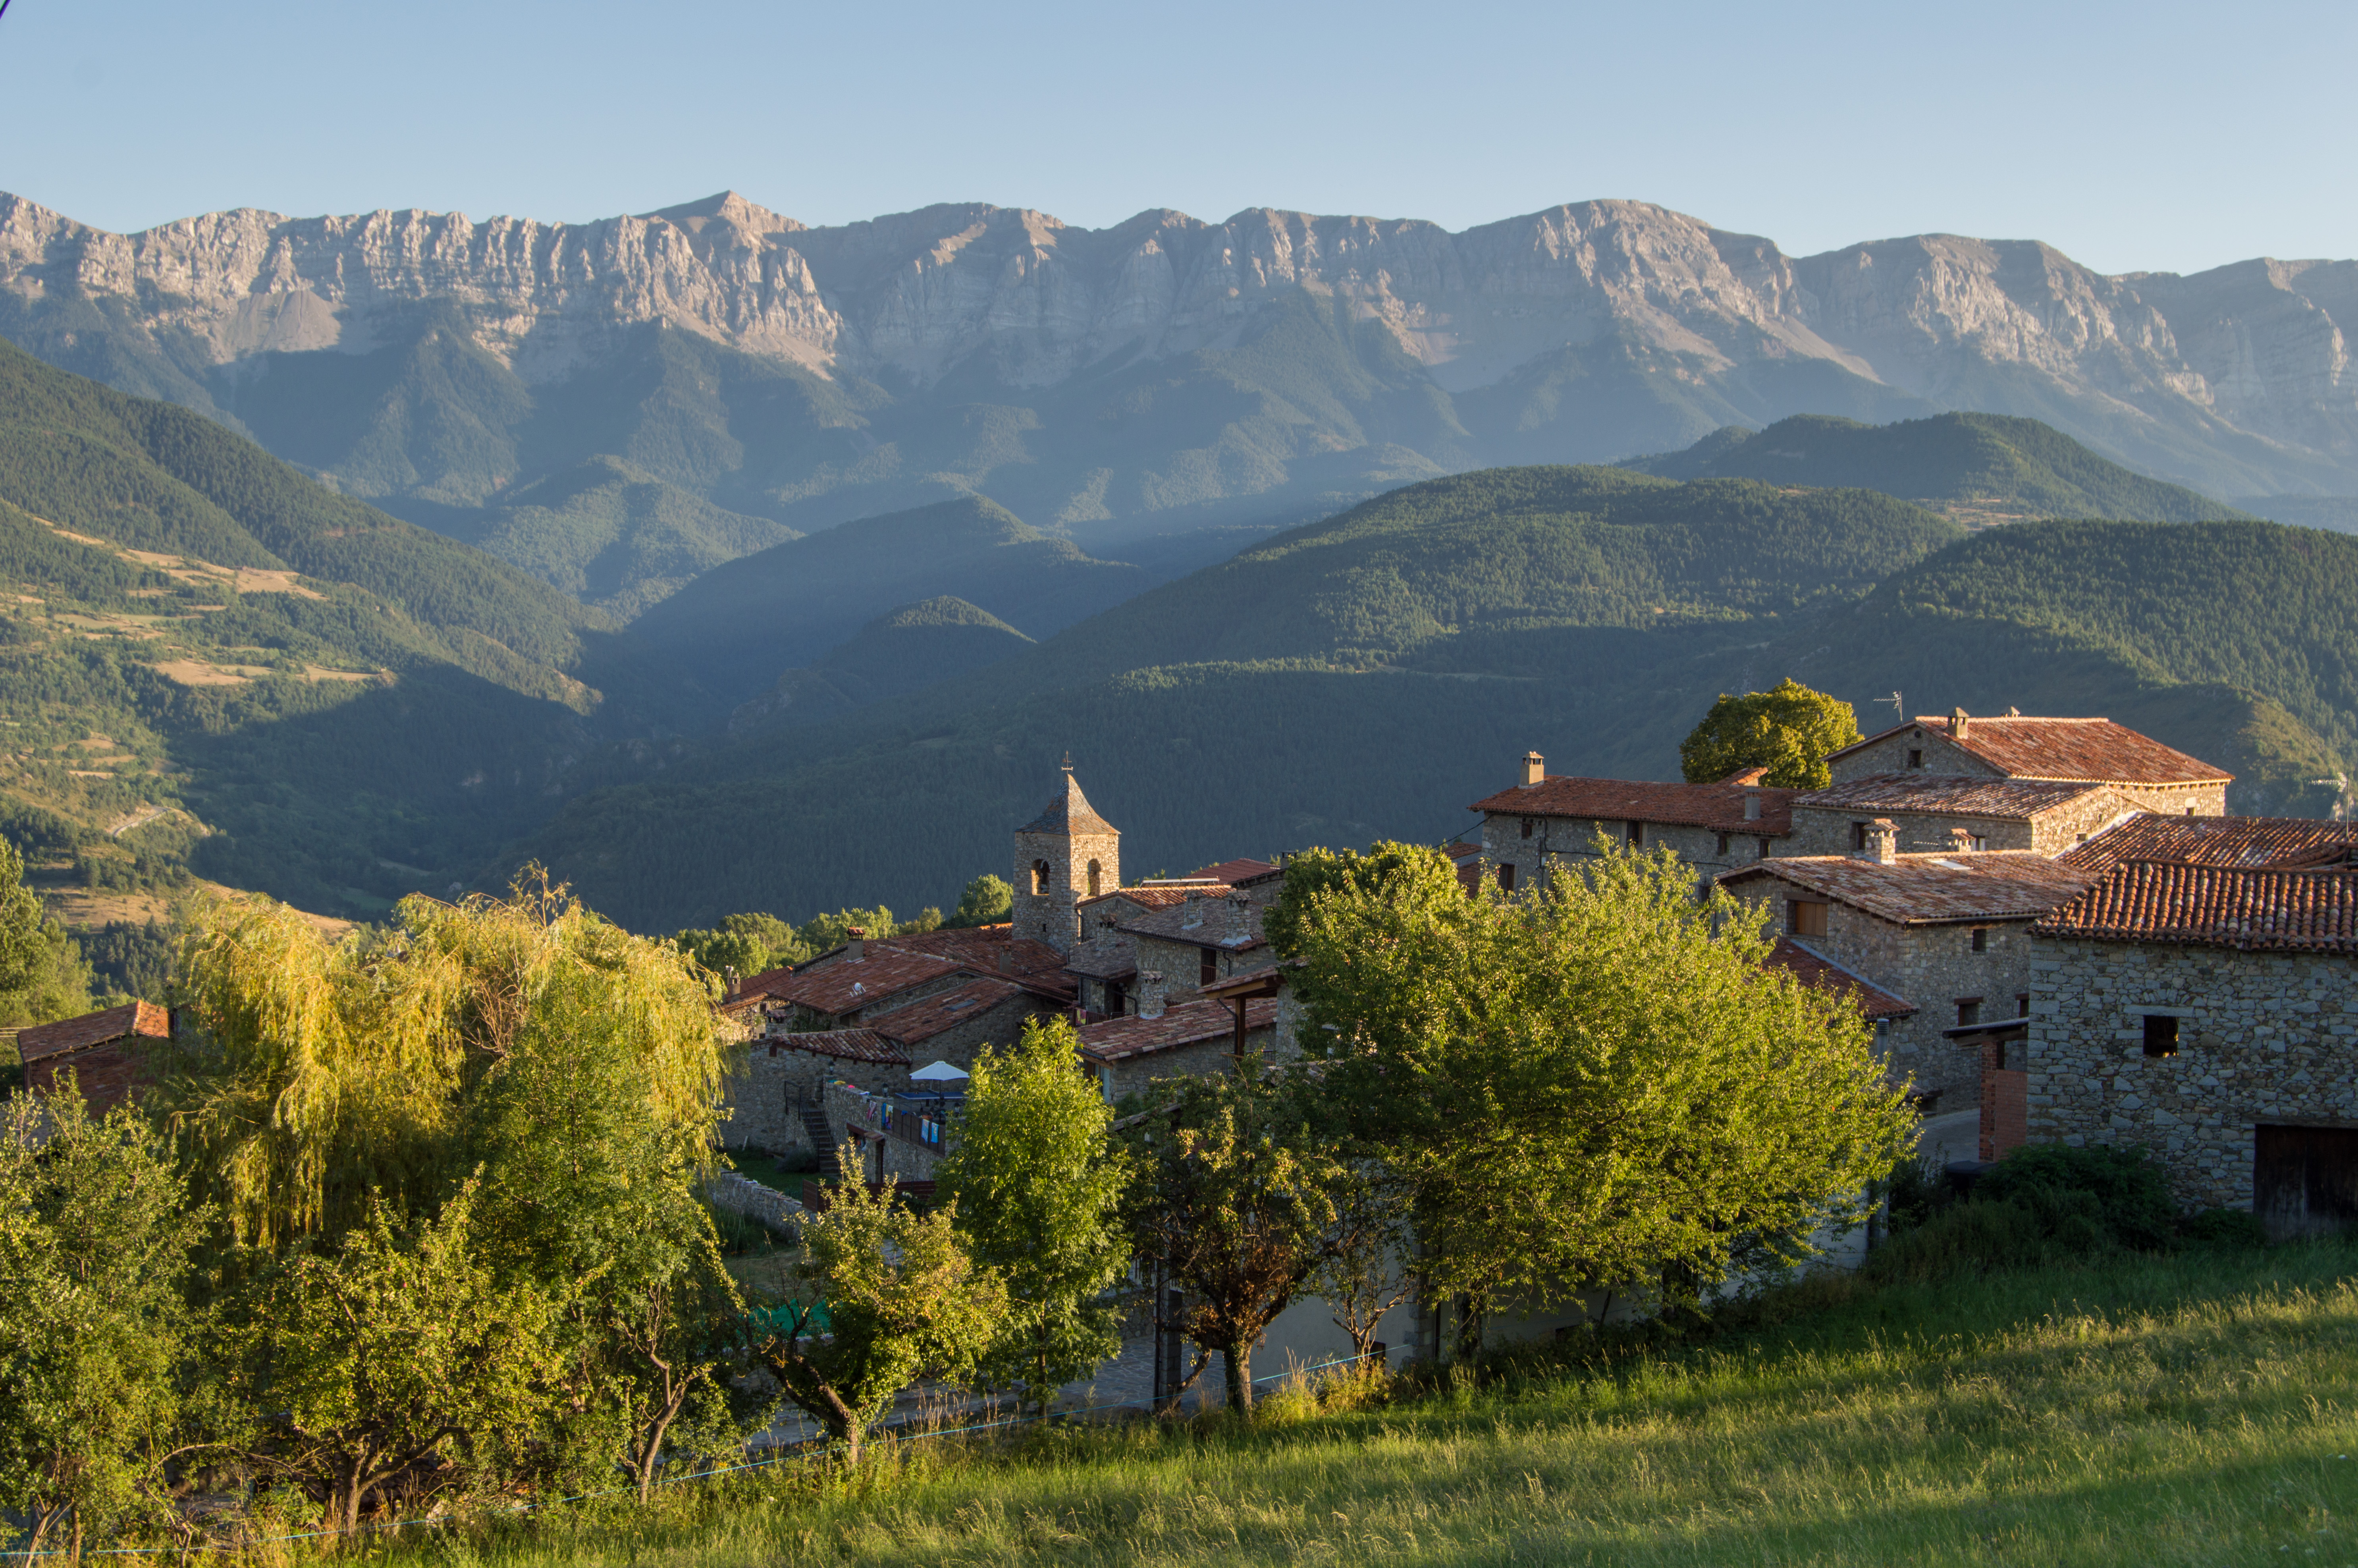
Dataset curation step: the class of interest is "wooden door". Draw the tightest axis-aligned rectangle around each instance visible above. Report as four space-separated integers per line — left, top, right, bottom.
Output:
2253 1124 2358 1240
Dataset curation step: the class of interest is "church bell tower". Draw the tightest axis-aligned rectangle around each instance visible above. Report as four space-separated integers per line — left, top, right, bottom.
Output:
1012 756 1120 953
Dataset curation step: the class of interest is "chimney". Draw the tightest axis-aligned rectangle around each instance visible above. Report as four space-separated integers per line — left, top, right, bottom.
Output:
1743 789 1762 822
1226 894 1249 943
1521 751 1545 788
846 926 866 962
997 949 1014 974
1182 893 1204 929
1860 818 1898 865
1137 971 1167 1019
1948 826 1978 854
1948 707 1970 739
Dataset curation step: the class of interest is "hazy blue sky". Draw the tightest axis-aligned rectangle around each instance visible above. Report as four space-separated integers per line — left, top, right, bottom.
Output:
2 0 2350 276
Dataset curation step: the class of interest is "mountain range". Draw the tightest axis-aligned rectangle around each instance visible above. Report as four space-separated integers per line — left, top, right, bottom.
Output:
4 189 2355 623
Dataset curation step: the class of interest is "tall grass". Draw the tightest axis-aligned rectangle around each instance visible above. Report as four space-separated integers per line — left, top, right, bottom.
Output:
337 1242 2358 1567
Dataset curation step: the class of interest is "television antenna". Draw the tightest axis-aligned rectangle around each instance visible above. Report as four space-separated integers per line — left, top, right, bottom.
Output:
1878 692 1904 722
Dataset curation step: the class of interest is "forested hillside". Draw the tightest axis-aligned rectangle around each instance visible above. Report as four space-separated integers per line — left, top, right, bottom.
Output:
0 339 695 917
512 501 2358 930
1623 413 2251 525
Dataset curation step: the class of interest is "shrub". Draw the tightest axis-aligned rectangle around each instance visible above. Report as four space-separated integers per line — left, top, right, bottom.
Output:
1976 1144 2177 1252
2181 1207 2267 1248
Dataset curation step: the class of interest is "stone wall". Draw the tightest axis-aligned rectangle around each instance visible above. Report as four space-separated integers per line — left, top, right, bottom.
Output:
2026 936 2358 1210
1726 883 2048 1107
1097 1026 1271 1103
703 1171 804 1234
825 1079 949 1186
1788 790 2136 858
719 1040 910 1152
1014 823 1120 952
1478 815 1779 894
1132 932 1271 1004
1831 731 2005 783
885 993 1054 1074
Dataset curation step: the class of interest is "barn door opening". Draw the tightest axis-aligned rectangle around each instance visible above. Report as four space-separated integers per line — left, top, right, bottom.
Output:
2253 1124 2358 1240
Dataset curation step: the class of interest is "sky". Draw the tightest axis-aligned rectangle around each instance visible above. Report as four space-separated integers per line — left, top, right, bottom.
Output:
1 0 2352 277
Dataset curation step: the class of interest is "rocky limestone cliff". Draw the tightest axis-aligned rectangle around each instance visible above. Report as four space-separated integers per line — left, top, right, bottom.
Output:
2 189 2353 505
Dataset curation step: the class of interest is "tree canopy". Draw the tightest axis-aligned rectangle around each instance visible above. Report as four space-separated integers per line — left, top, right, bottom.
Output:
1679 678 1862 789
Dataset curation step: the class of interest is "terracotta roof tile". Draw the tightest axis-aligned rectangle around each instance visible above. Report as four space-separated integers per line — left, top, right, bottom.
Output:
1470 776 1797 834
768 947 964 1016
869 978 1035 1045
1189 858 1279 885
2061 814 2358 873
883 927 1070 983
1832 716 2230 785
1116 897 1267 952
1764 939 1916 1020
1078 885 1224 913
2033 860 2358 953
719 964 798 1013
763 1028 910 1066
1078 996 1279 1064
1720 852 2094 925
1795 775 2111 819
17 1001 171 1064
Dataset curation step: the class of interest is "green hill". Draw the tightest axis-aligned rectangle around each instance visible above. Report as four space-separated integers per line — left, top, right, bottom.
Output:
0 337 690 916
457 455 799 619
2238 495 2358 534
507 477 2358 930
630 496 1147 702
728 596 1035 730
1623 413 2251 525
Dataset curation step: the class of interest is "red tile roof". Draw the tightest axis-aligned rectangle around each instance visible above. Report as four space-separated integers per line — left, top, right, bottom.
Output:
1832 717 2230 785
17 1001 171 1064
719 964 798 1013
1763 939 1916 1020
768 947 964 1016
2061 814 2358 873
884 927 1070 984
1721 852 2095 925
1061 935 1140 981
1078 885 1223 913
1189 858 1279 885
869 978 1037 1045
1078 996 1279 1064
1795 775 2111 819
2033 860 2358 953
1470 775 1798 834
764 1028 909 1066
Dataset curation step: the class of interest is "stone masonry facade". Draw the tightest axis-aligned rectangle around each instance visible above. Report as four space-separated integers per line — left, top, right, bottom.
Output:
2026 939 2358 1210
1482 817 1778 891
720 1037 910 1153
1785 786 2135 858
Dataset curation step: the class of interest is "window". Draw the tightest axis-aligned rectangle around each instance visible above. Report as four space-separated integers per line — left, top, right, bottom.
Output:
1756 836 1771 859
1497 862 1516 893
1970 927 1988 953
1956 998 1982 1028
1789 899 1828 937
1716 832 1731 856
1521 817 1534 840
1086 858 1102 897
1851 821 1869 852
1200 948 1218 987
1031 858 1051 895
1104 979 1126 1017
1627 821 1644 848
2143 1014 2180 1057
1908 748 1924 770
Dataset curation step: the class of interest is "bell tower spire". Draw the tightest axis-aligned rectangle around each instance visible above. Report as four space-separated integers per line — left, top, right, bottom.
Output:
1012 758 1120 953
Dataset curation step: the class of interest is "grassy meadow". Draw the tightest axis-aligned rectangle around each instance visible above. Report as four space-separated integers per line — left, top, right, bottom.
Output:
332 1241 2358 1568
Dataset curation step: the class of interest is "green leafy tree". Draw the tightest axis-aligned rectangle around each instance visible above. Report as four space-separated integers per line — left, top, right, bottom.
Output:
0 838 94 1027
945 874 1014 929
671 912 808 985
217 1182 563 1536
794 906 901 955
171 871 723 1248
1678 678 1861 789
464 959 749 1501
0 1089 205 1558
1116 1075 1344 1413
937 1017 1129 1416
744 1165 1006 1462
1305 1155 1416 1371
1273 838 1912 1360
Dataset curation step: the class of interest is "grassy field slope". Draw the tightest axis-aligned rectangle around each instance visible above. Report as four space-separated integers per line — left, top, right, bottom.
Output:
364 1241 2358 1568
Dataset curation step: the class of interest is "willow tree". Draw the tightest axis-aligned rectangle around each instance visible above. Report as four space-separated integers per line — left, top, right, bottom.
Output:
1270 839 1912 1357
170 870 725 1249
